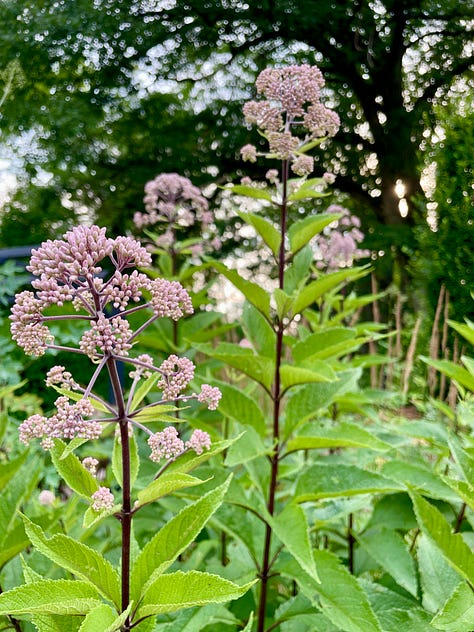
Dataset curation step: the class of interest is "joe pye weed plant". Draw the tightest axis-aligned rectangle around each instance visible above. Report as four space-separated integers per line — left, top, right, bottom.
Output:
0 226 254 630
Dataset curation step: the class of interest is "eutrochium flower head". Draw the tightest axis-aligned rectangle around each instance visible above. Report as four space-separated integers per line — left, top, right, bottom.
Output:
241 64 340 175
10 225 220 454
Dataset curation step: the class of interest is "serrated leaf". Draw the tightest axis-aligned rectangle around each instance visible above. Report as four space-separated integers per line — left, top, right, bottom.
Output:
280 363 336 391
50 440 99 499
136 571 256 618
288 213 341 254
131 477 231 601
295 464 403 502
226 184 273 201
271 503 319 582
417 534 461 613
448 435 474 482
210 379 266 436
382 460 457 502
136 473 207 508
224 427 268 466
22 516 121 607
211 262 271 319
112 432 139 489
357 528 418 596
79 603 132 632
82 504 121 529
286 421 391 454
431 582 474 631
237 211 281 257
0 579 102 616
411 492 474 583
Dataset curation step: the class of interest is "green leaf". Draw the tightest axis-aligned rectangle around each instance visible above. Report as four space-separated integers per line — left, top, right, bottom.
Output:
284 245 313 294
129 373 160 411
242 301 275 358
136 473 207 508
280 363 336 391
82 503 121 530
293 266 370 314
210 379 266 436
273 288 295 321
131 477 232 601
271 503 319 582
166 436 239 476
52 386 110 413
0 579 102 616
211 262 271 319
442 476 474 512
237 211 281 257
448 435 474 482
431 582 474 631
226 184 273 201
79 603 132 632
382 460 457 502
448 320 474 347
411 492 474 584
295 464 403 502
50 440 99 499
0 450 29 488
288 213 341 255
0 522 29 568
286 421 391 454
112 432 139 489
0 457 41 536
224 427 268 466
22 516 121 607
356 528 418 596
420 356 474 392
136 571 256 618
417 534 462 613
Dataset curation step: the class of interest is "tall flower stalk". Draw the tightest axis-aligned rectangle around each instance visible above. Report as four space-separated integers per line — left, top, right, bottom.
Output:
240 65 340 632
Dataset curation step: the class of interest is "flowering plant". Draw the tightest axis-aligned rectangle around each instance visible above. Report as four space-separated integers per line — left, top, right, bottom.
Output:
1 225 252 630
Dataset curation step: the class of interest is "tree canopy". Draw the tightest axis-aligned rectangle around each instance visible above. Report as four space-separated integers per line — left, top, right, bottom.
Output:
0 0 473 245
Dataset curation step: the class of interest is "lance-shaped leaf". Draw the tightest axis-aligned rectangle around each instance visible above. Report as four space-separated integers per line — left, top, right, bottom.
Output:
448 320 474 346
50 440 99 499
0 522 29 569
448 435 474 482
417 534 462 613
166 436 239 476
0 450 29 488
280 363 336 391
295 464 403 502
136 570 256 618
286 421 391 454
211 262 271 320
420 356 474 392
356 528 418 597
442 476 474 512
382 460 458 502
237 211 281 257
0 457 41 537
271 503 319 582
135 472 208 509
52 386 111 414
225 183 273 202
112 432 139 489
293 266 370 315
131 476 231 601
0 579 102 616
411 492 474 584
23 515 121 608
79 603 132 632
431 582 474 631
129 373 160 411
210 379 266 436
288 213 342 255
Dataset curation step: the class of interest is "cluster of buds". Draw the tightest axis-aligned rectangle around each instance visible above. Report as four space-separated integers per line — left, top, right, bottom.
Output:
240 64 340 177
10 225 221 469
133 173 221 256
313 204 371 270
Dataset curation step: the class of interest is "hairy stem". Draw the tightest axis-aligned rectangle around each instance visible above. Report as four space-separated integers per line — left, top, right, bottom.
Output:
257 159 289 632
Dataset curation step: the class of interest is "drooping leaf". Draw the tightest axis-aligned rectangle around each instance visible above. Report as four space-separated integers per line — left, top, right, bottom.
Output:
295 464 403 502
280 363 336 391
0 579 102 616
136 571 255 618
356 528 418 596
431 582 474 631
448 320 474 347
286 421 391 454
224 427 268 466
131 477 232 601
237 211 281 257
22 516 121 608
0 450 29 488
50 440 99 499
448 435 474 482
0 457 41 536
288 213 341 255
382 460 457 502
411 492 474 584
420 356 474 392
210 262 271 319
136 473 208 508
242 301 276 358
210 379 266 436
226 184 273 202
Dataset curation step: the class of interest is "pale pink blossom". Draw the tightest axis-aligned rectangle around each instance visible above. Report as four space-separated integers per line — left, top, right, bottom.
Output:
158 355 195 400
149 278 193 321
186 429 211 455
197 384 222 410
91 487 115 511
148 426 184 462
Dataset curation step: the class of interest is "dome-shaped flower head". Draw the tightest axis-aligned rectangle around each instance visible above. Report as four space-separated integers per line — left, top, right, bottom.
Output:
158 354 195 400
148 426 184 462
79 314 132 360
149 278 193 321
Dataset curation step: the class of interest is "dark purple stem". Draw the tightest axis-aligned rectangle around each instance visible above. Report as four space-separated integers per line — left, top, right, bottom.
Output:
257 159 289 632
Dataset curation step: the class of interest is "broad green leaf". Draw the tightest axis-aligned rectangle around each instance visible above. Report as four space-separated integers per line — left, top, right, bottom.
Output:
442 476 474 512
280 363 336 391
129 373 160 411
295 464 403 502
411 492 474 583
448 320 474 346
0 450 28 490
0 579 101 616
242 301 275 358
50 440 99 499
131 477 231 601
136 473 207 508
0 457 41 536
448 435 474 482
237 211 281 257
133 406 183 424
22 516 121 607
293 266 370 314
357 528 418 596
292 328 357 361
284 245 313 294
420 356 474 392
382 460 457 502
166 436 239 476
271 503 319 582
79 603 132 632
112 432 139 489
210 379 266 436
288 213 341 254
286 421 391 454
284 369 361 438
194 342 274 390
417 534 462 613
211 262 271 319
136 571 256 618
0 521 29 568
226 183 273 201
82 503 121 530
431 582 474 631
273 288 295 321
224 427 268 466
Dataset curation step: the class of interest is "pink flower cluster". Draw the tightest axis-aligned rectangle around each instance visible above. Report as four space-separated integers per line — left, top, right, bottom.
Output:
185 429 211 455
149 278 194 320
158 354 195 400
91 487 115 511
148 426 211 462
80 314 132 360
197 384 222 410
313 205 371 270
241 64 340 176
